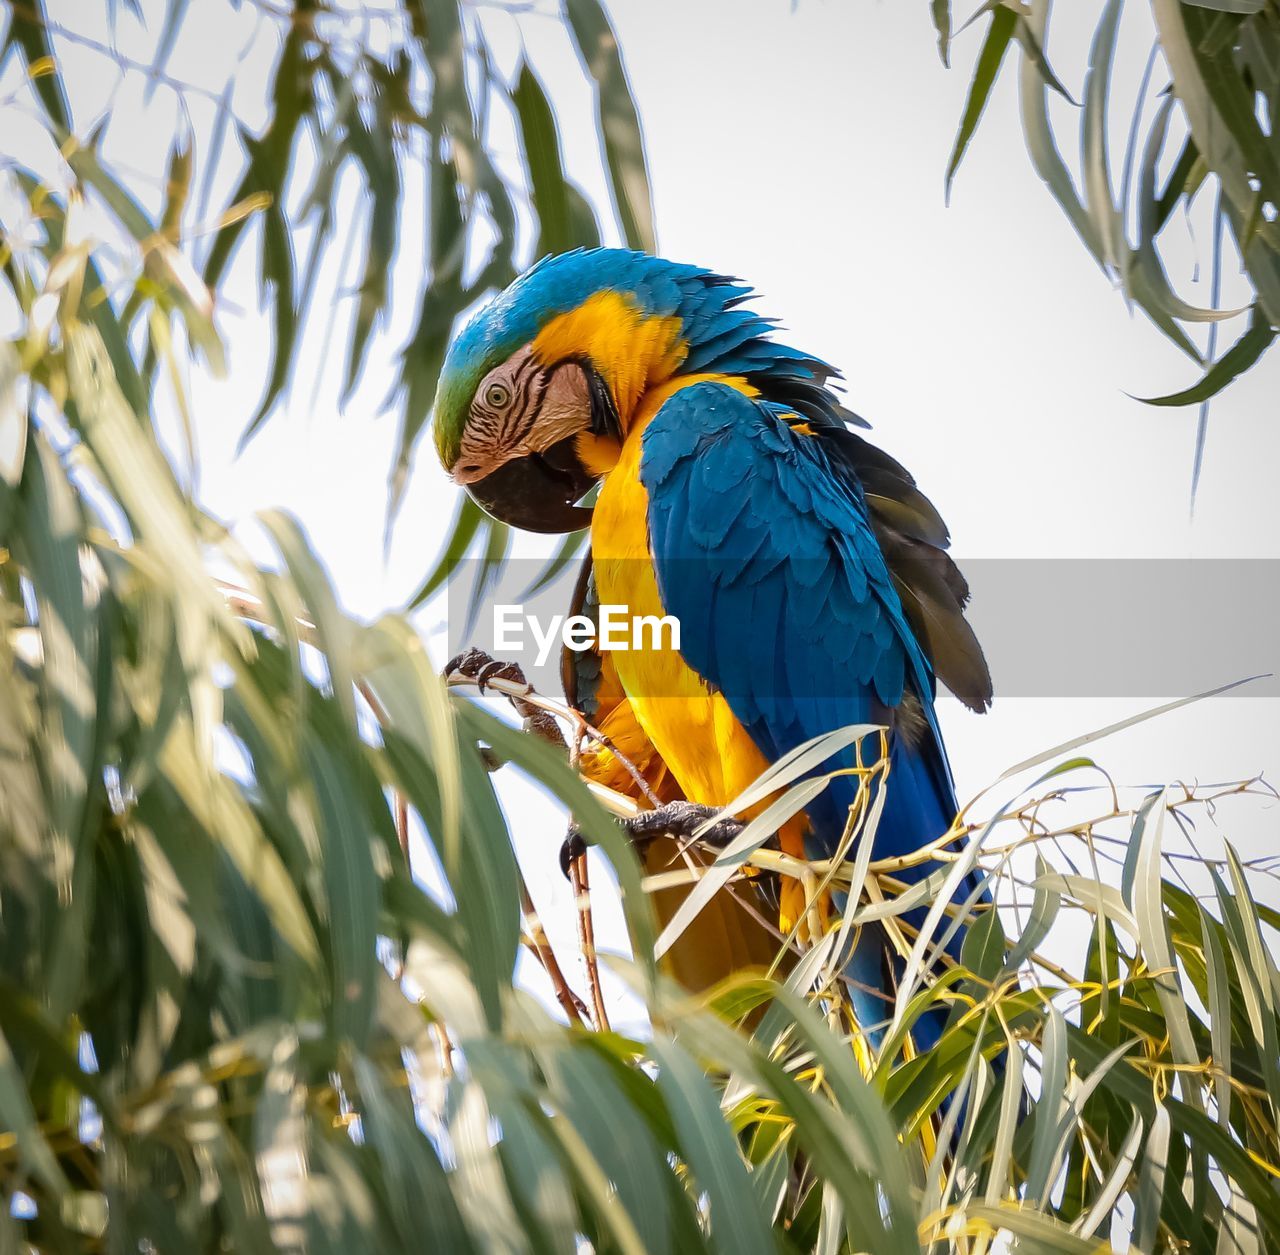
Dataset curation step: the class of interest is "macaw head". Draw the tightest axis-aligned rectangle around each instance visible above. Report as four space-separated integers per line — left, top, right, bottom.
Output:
432 249 678 531
433 248 840 531
435 246 838 533
433 332 602 532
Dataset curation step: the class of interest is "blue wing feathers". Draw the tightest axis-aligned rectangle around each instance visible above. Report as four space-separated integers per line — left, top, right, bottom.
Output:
644 386 917 755
640 380 958 873
639 382 980 1049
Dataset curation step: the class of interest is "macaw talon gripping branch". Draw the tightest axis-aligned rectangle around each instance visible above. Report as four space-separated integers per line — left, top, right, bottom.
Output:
559 801 748 880
444 646 566 747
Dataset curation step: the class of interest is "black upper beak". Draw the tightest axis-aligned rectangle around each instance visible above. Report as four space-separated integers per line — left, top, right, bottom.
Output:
464 436 595 533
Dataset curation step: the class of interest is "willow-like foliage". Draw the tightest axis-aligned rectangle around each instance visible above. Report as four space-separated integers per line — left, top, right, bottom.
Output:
941 0 1280 490
1 4 1277 1252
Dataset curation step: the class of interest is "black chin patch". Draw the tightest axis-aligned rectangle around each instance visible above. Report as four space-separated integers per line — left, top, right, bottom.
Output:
466 436 595 533
585 363 622 441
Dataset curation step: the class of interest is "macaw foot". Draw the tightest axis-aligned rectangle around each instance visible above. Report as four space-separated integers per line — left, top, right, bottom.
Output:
621 801 744 847
559 801 745 877
444 647 565 748
445 646 530 694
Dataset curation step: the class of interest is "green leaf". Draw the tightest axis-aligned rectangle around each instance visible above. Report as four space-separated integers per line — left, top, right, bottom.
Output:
342 106 400 400
356 614 462 876
160 715 320 966
946 5 1017 200
538 1043 672 1254
1127 95 1234 365
982 1034 1025 1204
1135 305 1276 406
1192 191 1227 501
1153 133 1204 234
446 1077 531 1253
1075 1108 1145 1238
20 428 97 873
0 1022 69 1200
491 1096 578 1255
388 137 473 528
1025 1002 1069 1203
513 61 602 259
1133 1104 1171 1253
65 322 241 773
1179 6 1280 214
960 898 1006 980
451 741 524 1028
967 1203 1107 1253
1215 1186 1262 1255
408 492 484 611
203 26 314 291
931 0 952 66
1221 844 1280 1113
144 0 190 103
1003 853 1061 973
67 144 157 242
1150 0 1280 323
650 1037 774 1255
1018 1 1105 265
306 733 379 1046
412 0 516 252
201 28 314 441
1183 0 1265 10
258 509 360 735
1200 902 1233 1128
532 1089 648 1255
997 675 1264 781
454 695 657 977
240 194 298 444
565 0 656 252
724 981 918 1252
1014 16 1080 106
0 340 25 495
1080 0 1126 274
14 174 154 417
252 1028 308 1251
353 1054 476 1253
2 0 70 133
1034 870 1137 939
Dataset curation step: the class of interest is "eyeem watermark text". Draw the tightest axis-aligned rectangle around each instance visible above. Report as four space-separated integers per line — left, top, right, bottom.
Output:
445 559 1280 699
494 604 681 666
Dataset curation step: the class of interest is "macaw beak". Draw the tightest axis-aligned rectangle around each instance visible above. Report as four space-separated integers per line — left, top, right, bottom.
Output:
464 435 595 533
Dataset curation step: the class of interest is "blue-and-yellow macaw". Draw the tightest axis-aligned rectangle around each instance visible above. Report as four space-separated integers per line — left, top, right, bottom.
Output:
434 248 991 1046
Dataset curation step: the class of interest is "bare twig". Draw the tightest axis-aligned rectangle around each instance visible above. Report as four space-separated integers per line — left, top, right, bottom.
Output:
393 791 410 864
569 852 610 1034
519 879 589 1026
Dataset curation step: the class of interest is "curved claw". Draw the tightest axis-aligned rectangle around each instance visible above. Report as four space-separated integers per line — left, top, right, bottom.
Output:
444 646 495 679
476 657 527 692
445 647 530 695
559 802 749 880
448 646 566 750
559 826 587 879
622 801 745 849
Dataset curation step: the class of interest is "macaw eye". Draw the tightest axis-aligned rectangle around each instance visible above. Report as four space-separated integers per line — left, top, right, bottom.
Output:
484 382 511 409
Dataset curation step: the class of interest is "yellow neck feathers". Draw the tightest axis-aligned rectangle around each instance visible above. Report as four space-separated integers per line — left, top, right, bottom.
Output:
531 291 687 430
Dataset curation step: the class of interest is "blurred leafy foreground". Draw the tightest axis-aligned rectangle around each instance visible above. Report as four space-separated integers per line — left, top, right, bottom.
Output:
3 0 1280 1251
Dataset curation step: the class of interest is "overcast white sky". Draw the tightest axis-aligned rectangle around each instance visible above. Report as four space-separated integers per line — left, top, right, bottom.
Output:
5 0 1278 1019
